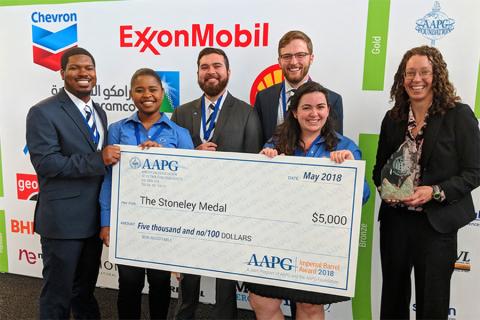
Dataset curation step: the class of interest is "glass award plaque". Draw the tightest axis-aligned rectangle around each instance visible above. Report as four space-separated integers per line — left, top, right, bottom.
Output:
380 141 417 200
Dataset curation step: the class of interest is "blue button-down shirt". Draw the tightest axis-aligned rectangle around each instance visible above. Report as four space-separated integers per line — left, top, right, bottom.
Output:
265 133 370 204
99 112 194 226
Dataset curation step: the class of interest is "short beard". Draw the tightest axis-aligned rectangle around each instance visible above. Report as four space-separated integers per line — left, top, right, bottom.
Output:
284 64 310 86
198 77 229 98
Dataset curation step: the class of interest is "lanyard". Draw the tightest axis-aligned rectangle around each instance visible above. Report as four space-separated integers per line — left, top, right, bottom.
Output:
201 94 223 141
280 82 288 117
133 121 164 145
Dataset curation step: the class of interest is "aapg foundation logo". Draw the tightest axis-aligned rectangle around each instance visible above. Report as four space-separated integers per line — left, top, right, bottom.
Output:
129 157 142 169
415 1 455 46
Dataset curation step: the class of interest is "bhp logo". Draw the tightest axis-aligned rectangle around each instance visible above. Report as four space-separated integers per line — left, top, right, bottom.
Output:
18 249 42 265
120 22 269 55
11 219 34 235
16 173 39 201
31 11 78 71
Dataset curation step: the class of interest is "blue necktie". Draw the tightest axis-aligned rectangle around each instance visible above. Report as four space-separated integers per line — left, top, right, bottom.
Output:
205 104 216 128
84 105 99 144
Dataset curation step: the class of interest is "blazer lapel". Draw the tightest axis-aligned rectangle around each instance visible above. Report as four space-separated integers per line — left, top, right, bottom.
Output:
59 89 97 151
270 83 283 123
211 92 233 143
420 112 443 167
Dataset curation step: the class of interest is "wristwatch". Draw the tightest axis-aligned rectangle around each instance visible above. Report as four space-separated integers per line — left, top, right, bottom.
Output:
432 185 442 201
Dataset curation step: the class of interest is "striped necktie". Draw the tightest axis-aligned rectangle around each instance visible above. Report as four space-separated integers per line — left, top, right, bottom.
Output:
84 105 99 144
205 104 216 128
287 88 296 108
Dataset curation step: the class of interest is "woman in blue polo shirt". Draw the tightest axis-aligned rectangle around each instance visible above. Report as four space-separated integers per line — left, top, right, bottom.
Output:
247 81 369 320
99 68 193 319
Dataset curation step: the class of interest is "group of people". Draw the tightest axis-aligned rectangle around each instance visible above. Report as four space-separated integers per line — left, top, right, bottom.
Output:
25 29 480 320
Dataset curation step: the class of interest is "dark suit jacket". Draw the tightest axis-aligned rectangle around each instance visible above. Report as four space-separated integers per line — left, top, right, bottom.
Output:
254 82 344 144
372 102 480 233
26 88 108 239
171 92 262 153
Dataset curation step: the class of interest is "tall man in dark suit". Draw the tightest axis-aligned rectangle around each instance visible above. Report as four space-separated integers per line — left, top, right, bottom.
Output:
255 30 344 144
171 47 262 319
26 47 120 319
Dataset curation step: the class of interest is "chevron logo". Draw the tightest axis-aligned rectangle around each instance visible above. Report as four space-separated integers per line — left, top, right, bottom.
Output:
31 12 78 71
156 71 180 112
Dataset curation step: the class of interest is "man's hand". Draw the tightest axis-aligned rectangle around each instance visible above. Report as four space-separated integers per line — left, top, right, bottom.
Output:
99 226 110 247
102 145 120 165
196 142 217 151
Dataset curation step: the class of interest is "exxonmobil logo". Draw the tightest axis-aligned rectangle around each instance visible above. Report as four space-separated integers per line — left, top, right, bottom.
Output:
120 22 269 55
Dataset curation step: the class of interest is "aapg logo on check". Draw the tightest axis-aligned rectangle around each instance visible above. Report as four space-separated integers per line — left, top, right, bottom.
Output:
415 1 455 46
129 156 179 172
129 157 142 169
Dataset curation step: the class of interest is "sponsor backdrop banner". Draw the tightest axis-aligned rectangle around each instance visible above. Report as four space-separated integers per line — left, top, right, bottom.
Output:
0 0 479 318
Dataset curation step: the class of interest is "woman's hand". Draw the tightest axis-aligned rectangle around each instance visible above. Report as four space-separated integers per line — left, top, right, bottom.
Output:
402 186 433 207
260 148 278 158
330 150 354 163
99 226 110 247
139 140 161 149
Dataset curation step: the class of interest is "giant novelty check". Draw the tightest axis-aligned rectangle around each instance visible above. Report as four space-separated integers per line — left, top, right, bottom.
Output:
109 145 365 297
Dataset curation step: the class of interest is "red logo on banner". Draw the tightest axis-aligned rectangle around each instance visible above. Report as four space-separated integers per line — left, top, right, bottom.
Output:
120 23 269 55
18 249 41 265
32 46 75 72
249 64 283 105
11 219 35 235
16 173 39 201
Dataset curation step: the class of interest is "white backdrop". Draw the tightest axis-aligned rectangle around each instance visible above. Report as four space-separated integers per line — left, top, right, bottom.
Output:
0 0 479 318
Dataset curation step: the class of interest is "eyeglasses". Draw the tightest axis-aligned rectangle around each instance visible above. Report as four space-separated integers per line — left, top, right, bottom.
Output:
279 52 310 61
404 69 433 80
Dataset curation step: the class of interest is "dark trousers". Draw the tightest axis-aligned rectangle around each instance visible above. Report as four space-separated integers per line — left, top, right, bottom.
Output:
39 235 103 320
175 274 237 319
117 265 171 319
380 208 457 320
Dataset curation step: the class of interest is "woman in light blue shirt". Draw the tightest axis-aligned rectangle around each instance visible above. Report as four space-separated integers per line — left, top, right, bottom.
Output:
99 68 193 319
248 81 369 320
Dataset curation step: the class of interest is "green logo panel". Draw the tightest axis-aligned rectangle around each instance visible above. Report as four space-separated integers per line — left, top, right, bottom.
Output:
362 0 391 91
0 210 8 272
351 133 379 320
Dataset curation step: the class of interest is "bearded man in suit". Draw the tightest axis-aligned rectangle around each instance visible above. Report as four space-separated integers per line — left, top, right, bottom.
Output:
171 47 262 319
255 30 344 144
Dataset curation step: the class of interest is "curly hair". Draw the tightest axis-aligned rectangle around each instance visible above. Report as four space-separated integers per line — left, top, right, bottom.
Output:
389 45 459 120
272 81 338 155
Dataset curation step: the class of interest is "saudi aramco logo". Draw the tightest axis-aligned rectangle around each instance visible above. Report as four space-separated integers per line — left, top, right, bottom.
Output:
155 71 180 112
415 2 455 46
31 11 78 71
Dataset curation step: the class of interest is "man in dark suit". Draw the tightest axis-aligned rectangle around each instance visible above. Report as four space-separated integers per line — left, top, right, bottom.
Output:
255 30 344 144
26 47 120 319
171 47 262 319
